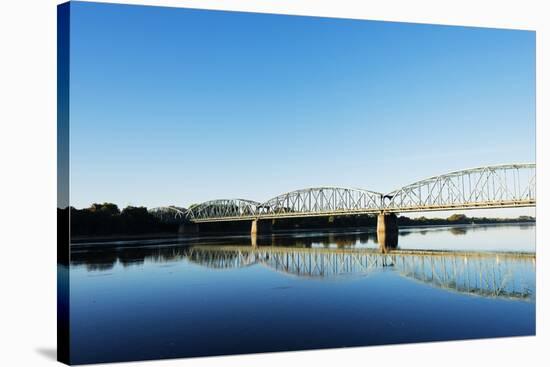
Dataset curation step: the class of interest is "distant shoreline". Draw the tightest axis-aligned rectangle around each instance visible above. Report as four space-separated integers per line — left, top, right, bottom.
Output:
398 220 535 230
70 221 535 245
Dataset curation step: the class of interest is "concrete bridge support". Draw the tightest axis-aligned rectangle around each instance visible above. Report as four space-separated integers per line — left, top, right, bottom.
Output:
251 219 273 235
377 213 398 252
377 213 398 234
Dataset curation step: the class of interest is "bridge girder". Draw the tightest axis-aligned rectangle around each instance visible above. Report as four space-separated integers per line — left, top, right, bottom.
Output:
182 163 536 223
383 163 536 212
257 187 384 219
185 199 261 221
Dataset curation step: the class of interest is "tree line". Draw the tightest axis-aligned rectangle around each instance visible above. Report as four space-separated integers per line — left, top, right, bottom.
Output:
67 203 179 237
61 202 535 237
398 213 535 226
267 213 535 231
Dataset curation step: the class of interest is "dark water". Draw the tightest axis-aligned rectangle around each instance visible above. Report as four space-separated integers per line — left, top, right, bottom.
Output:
68 224 535 364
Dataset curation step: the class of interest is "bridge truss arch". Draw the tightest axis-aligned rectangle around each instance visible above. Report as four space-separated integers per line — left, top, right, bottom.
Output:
257 187 384 219
149 206 187 221
384 163 536 213
186 199 261 221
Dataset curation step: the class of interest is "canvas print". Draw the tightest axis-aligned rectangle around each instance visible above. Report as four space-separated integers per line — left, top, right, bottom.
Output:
57 1 536 365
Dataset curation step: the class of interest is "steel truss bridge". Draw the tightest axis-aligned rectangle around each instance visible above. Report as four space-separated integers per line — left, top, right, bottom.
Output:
149 206 186 222
177 163 535 223
185 246 535 301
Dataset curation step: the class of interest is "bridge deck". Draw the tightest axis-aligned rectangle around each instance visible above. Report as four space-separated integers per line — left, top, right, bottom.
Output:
190 199 535 223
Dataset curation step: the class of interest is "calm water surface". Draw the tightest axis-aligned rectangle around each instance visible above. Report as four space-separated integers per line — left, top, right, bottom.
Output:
68 224 535 364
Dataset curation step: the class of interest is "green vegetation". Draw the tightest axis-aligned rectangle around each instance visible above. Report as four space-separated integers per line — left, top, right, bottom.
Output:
69 203 179 237
272 214 375 230
398 214 535 226
64 202 535 237
272 213 534 230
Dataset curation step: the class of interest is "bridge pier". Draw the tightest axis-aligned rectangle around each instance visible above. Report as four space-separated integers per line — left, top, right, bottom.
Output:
377 213 398 252
251 219 272 235
376 213 398 233
377 213 398 234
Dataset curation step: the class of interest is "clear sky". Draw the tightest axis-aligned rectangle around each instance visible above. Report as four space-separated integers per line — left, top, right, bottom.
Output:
68 1 535 217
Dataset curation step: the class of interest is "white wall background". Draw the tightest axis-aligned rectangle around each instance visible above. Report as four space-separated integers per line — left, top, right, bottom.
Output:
0 0 548 366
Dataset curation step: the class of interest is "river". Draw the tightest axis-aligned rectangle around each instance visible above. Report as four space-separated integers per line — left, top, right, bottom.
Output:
67 223 535 364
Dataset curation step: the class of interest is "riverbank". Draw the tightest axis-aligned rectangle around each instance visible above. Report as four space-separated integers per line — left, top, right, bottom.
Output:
71 220 535 243
69 222 536 252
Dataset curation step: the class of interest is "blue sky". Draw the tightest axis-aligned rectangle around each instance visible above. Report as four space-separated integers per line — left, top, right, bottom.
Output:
68 2 535 216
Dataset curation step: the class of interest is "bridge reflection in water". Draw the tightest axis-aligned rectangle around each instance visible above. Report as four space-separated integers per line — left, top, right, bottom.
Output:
185 246 535 301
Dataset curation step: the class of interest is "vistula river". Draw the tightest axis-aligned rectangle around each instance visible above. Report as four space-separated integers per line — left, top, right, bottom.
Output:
67 223 535 364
